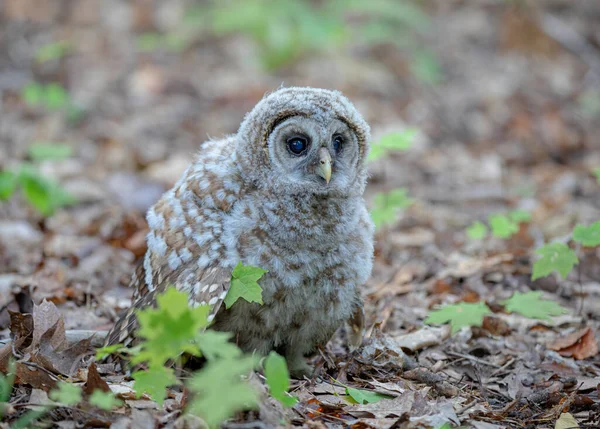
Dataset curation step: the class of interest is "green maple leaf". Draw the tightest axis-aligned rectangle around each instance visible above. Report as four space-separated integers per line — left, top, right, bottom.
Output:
43 83 69 110
89 389 123 410
49 382 82 406
368 129 417 162
503 291 568 321
197 330 243 360
509 209 532 223
22 82 44 106
224 262 267 309
264 352 297 407
17 167 75 216
132 365 179 406
572 222 600 247
531 242 579 280
131 287 210 366
345 387 390 405
187 355 259 428
489 214 519 239
466 221 487 240
94 343 125 360
424 302 492 334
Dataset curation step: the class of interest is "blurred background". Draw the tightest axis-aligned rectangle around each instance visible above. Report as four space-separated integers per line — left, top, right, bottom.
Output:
1 0 599 335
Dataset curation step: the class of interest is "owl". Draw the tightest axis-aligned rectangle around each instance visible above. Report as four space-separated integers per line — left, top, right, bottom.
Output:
105 87 374 377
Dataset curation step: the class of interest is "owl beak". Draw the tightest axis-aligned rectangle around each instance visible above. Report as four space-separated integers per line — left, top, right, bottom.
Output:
316 148 332 184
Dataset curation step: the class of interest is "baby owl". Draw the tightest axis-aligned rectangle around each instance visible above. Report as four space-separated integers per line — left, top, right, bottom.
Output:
105 87 374 377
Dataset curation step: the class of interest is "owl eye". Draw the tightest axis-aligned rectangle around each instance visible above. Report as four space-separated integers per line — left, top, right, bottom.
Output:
332 134 344 152
287 136 309 155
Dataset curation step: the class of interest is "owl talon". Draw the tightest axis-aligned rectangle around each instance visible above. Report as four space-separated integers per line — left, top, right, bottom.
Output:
288 360 314 379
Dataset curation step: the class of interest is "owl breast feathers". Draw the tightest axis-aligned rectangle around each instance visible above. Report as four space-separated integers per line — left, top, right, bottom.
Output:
105 87 374 377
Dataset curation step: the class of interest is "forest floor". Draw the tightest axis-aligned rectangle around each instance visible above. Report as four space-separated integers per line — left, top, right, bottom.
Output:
0 1 599 428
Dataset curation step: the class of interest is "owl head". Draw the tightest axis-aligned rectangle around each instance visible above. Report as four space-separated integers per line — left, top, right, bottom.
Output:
236 87 371 197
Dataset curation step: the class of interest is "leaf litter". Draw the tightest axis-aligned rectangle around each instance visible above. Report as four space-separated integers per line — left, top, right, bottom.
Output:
1 1 600 428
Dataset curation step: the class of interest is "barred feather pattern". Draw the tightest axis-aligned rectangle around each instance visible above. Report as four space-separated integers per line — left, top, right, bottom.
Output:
104 87 374 375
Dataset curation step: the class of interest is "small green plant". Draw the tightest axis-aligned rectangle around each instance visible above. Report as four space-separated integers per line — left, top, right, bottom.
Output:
147 0 438 81
503 291 568 320
22 82 69 110
0 164 75 216
425 302 492 334
125 285 262 423
49 382 82 405
572 221 600 247
368 129 417 162
531 221 600 282
4 375 120 427
465 209 531 241
264 352 298 407
21 82 84 123
466 221 487 240
488 214 519 239
531 242 579 281
345 386 390 404
224 262 268 308
0 360 15 418
88 390 123 410
95 263 294 427
425 293 569 333
35 41 72 63
187 355 260 427
370 188 414 229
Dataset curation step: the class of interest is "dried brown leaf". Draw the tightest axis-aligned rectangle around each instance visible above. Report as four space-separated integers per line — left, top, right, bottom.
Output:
550 327 599 360
84 362 111 395
31 300 66 350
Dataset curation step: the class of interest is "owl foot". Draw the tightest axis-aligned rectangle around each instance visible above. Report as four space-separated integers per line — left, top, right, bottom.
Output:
288 358 314 379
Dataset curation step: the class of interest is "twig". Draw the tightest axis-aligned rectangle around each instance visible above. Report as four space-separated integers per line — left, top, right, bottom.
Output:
490 357 515 377
447 351 502 368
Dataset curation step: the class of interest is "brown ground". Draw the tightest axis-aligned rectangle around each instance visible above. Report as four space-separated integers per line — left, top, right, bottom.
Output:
1 1 599 428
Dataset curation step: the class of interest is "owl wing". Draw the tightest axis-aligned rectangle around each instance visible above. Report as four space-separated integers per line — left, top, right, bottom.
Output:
105 145 240 348
105 260 231 347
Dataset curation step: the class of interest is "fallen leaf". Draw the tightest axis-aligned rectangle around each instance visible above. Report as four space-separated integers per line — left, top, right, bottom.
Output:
555 412 580 429
31 300 66 350
391 326 450 351
83 363 111 394
8 311 33 350
481 316 512 336
355 326 406 370
31 321 93 376
550 327 598 360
